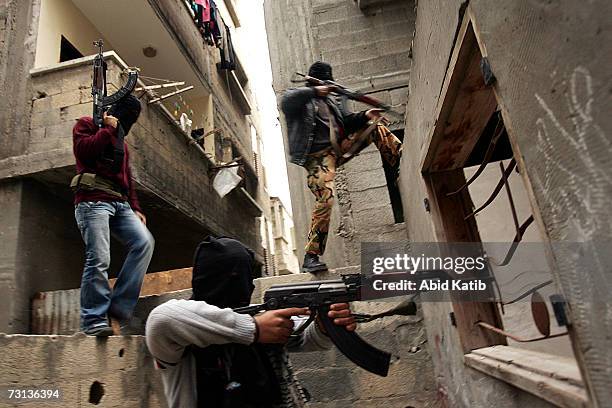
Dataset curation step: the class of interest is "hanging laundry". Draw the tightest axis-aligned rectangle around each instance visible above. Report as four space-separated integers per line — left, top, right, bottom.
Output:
196 0 210 22
190 0 203 27
209 0 222 47
218 20 236 71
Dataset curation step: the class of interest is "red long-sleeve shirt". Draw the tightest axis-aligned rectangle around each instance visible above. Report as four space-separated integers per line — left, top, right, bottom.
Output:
72 117 141 212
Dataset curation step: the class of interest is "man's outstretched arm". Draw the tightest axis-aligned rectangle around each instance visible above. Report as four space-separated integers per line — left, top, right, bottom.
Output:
145 299 257 365
280 87 317 115
145 299 310 365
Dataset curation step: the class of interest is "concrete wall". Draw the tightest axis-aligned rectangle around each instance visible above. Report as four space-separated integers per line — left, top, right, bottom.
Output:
0 334 167 408
264 0 413 268
0 0 40 160
0 181 28 334
400 0 611 406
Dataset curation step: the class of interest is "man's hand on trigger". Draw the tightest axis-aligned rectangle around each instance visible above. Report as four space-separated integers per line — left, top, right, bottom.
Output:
314 85 336 97
254 308 309 344
318 303 357 334
103 112 119 128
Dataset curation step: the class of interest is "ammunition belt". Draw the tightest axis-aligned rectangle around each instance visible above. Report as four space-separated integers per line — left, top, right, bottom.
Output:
70 173 125 199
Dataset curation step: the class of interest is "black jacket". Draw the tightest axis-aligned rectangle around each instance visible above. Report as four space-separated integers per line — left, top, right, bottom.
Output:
280 87 369 167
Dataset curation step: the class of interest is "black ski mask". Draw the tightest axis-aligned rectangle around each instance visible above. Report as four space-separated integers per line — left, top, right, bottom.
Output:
191 236 255 309
107 95 141 135
308 61 334 82
190 236 281 407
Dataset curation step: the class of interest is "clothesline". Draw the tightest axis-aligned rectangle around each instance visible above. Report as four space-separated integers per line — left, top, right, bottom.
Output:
186 0 236 70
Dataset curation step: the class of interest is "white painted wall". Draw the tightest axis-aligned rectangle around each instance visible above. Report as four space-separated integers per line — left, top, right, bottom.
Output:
35 0 112 67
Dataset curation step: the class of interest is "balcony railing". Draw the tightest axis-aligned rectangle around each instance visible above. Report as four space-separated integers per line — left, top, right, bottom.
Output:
27 52 262 242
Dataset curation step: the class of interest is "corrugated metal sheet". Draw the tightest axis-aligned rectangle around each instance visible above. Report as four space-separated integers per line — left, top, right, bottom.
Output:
31 289 81 335
30 268 194 335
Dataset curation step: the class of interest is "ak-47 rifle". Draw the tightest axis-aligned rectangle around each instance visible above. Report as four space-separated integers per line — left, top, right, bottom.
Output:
92 39 139 127
293 72 401 118
234 271 444 377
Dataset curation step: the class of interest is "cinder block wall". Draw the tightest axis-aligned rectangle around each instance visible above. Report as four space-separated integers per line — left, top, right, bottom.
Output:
0 335 167 408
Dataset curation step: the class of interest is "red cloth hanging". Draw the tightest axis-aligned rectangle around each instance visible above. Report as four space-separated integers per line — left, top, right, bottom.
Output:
195 0 210 21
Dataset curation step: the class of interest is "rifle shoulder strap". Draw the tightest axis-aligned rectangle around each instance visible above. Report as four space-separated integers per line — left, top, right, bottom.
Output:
110 124 126 174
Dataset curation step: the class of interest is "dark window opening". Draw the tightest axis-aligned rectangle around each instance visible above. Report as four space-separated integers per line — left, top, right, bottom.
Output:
60 35 83 63
253 252 264 278
464 110 513 167
383 129 404 223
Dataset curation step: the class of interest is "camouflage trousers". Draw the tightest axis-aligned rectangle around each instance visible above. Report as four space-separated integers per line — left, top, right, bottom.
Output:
304 125 402 255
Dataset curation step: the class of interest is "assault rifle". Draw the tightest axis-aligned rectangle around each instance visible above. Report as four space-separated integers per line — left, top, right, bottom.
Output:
92 39 139 127
293 72 401 118
234 271 444 377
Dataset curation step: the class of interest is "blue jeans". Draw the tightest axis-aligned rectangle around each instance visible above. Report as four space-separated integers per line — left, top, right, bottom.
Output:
75 201 154 331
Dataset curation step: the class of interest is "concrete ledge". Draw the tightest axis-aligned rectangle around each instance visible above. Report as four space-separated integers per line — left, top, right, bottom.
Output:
0 149 73 179
33 269 349 335
465 346 587 408
0 334 166 407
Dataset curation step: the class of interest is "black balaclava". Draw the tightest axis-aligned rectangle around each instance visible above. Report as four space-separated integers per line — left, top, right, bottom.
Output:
191 236 255 309
191 236 282 408
107 95 141 134
308 61 334 82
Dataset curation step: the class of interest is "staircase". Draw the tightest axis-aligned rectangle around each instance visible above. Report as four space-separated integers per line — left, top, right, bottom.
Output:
1 267 436 407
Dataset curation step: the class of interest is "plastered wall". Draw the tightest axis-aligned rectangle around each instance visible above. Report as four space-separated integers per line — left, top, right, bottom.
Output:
400 0 611 405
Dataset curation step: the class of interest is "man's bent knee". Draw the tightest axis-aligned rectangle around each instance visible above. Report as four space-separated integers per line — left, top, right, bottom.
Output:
84 249 111 272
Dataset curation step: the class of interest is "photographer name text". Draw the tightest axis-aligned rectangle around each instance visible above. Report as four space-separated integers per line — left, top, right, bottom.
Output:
372 279 487 291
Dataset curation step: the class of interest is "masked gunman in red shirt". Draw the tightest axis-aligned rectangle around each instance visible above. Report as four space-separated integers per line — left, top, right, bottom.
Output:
72 95 154 336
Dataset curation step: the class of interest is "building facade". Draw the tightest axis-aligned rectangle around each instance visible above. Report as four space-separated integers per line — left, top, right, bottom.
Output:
264 1 440 406
270 196 300 275
0 0 274 334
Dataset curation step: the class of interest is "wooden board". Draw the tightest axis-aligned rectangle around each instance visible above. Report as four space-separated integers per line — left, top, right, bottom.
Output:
466 345 588 408
109 267 192 296
421 21 498 173
426 170 506 352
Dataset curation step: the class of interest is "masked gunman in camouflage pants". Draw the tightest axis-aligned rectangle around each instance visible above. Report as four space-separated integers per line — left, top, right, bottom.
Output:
281 62 402 273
